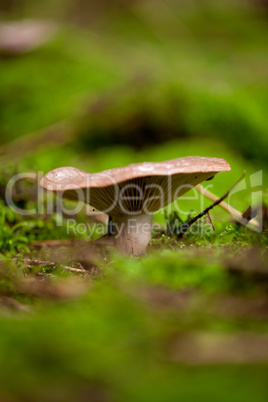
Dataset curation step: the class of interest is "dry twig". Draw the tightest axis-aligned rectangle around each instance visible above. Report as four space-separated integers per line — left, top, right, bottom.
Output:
0 258 87 274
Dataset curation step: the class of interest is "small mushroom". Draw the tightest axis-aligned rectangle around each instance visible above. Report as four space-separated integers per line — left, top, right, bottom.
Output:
40 157 230 255
0 20 57 56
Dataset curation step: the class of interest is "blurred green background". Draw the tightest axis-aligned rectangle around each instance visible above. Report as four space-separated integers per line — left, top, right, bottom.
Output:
0 1 268 401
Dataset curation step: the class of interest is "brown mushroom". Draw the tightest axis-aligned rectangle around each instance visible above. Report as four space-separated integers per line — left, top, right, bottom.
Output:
40 157 231 255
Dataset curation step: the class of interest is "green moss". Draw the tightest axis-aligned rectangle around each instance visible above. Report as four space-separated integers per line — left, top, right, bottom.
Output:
0 2 268 400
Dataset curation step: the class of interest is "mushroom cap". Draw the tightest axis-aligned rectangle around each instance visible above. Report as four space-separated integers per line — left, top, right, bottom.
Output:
40 157 230 215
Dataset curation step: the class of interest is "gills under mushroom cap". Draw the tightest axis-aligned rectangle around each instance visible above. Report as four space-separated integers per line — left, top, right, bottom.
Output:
40 157 231 216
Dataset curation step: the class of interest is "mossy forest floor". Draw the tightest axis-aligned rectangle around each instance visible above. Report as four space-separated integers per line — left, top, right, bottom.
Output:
0 1 268 401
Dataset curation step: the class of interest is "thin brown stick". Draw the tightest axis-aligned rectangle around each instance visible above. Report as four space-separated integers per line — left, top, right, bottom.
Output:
178 172 247 239
22 259 87 273
0 258 87 274
206 211 215 231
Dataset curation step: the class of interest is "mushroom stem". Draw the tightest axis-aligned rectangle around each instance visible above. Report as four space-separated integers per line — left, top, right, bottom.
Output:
111 214 153 255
